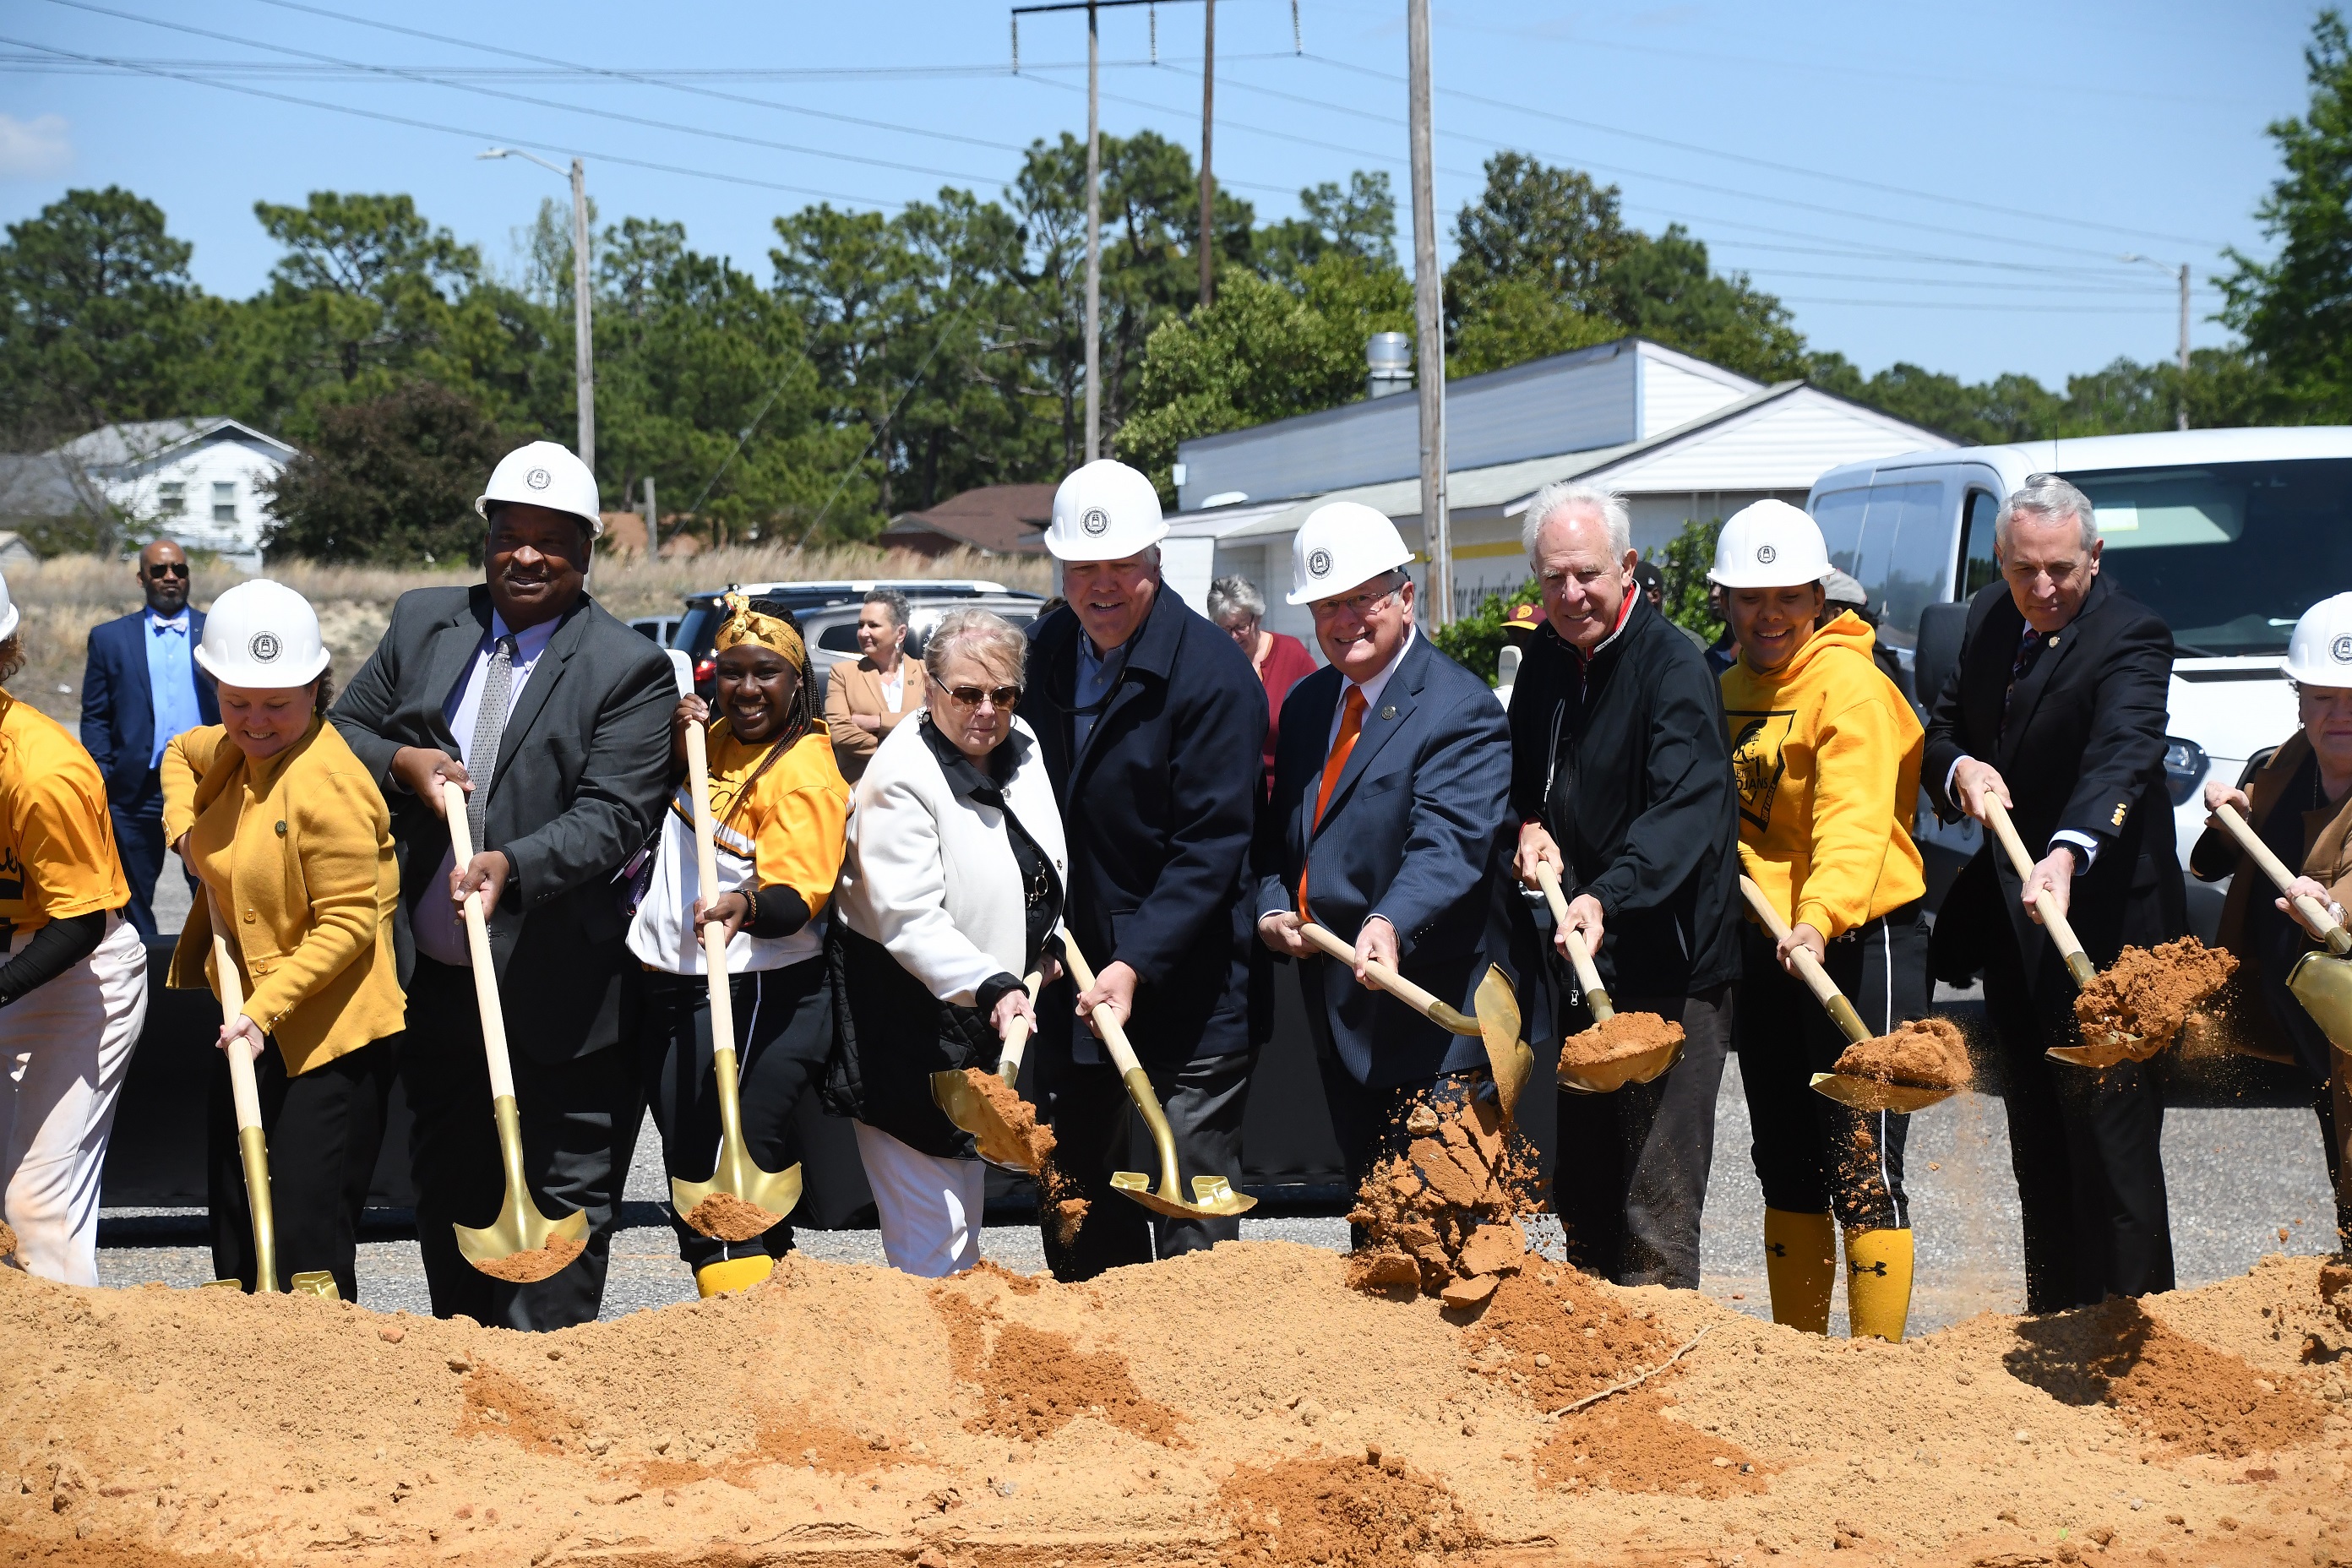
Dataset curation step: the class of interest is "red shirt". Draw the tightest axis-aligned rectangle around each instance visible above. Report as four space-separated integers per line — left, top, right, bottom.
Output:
1254 632 1320 795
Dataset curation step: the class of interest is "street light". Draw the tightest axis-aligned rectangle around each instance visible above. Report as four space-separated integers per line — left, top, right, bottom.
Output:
2121 253 2191 432
482 147 597 475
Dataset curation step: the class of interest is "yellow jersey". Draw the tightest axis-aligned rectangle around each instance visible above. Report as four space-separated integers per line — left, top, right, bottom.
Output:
0 694 128 935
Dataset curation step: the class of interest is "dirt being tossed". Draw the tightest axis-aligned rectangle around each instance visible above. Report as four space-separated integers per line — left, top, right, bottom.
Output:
467 1233 586 1283
956 1069 1091 1245
0 1220 15 1264
1560 1008 1683 1068
682 1191 781 1244
1832 1016 1973 1089
1346 1092 1536 1309
2073 934 2238 1056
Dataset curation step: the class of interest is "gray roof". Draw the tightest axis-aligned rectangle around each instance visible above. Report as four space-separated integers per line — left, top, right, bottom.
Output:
0 452 84 517
54 416 296 471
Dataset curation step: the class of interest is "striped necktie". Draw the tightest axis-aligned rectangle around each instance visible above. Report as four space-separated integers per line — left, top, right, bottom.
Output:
466 634 517 853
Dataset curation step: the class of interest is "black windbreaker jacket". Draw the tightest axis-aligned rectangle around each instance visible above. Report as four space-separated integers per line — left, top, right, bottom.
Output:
1505 594 1742 1001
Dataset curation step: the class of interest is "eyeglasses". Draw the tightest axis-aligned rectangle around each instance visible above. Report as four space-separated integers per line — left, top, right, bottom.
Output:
1308 585 1400 622
945 683 1019 710
143 562 190 579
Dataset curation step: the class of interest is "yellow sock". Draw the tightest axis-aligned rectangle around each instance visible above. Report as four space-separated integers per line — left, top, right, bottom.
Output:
694 1255 775 1298
1761 1207 1836 1334
1844 1227 1914 1343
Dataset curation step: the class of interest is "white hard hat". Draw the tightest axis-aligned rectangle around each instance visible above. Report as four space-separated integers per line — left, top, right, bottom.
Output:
1288 501 1414 606
475 439 602 538
194 580 330 689
1046 460 1166 562
2284 592 2352 686
1709 498 1832 589
0 569 18 644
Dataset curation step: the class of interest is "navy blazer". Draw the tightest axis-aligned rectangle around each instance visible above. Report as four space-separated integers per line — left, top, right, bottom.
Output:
1024 584 1267 1065
80 607 218 802
1255 633 1517 1089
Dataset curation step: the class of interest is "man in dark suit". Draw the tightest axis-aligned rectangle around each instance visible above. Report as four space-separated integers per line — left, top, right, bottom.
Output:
1924 473 2183 1310
1022 459 1267 1281
330 440 673 1331
79 539 217 939
1254 504 1516 1187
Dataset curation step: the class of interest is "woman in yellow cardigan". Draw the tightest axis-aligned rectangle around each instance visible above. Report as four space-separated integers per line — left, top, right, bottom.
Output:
164 580 402 1298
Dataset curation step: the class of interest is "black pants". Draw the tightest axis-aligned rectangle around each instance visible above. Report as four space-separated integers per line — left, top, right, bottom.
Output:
1735 906 1927 1233
1552 982 1730 1289
638 960 828 1270
1037 1045 1254 1282
400 956 645 1331
207 1035 396 1299
1983 925 2174 1311
110 770 188 943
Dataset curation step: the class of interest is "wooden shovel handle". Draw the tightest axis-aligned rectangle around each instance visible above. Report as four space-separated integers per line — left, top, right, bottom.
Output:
998 969 1045 1083
1058 934 1148 1080
1738 875 1871 1046
679 721 742 1056
2214 802 2352 956
442 780 517 1101
204 893 263 1132
1979 795 2096 983
1297 921 1450 1020
1533 862 1611 1015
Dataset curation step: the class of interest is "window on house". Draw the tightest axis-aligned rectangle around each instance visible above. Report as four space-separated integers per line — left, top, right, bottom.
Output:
156 481 184 516
212 482 237 525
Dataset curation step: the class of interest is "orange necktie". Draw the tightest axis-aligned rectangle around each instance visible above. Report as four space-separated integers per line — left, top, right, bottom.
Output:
1299 687 1366 917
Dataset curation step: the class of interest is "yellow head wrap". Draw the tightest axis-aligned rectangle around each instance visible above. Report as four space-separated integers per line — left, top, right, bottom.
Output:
715 591 807 672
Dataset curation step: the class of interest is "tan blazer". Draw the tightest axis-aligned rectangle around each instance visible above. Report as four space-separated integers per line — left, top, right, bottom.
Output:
825 656 928 781
162 719 405 1075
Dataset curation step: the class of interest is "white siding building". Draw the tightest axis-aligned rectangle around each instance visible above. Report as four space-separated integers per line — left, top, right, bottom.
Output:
60 417 296 570
1155 338 1952 650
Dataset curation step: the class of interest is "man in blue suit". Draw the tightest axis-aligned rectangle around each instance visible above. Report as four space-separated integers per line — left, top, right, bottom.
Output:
79 540 217 939
1255 503 1517 1187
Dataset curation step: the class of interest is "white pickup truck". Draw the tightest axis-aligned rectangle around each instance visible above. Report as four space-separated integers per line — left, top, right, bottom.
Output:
1805 427 2352 937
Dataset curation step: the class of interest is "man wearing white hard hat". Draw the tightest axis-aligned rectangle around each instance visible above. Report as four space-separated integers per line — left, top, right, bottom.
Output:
2189 591 2352 1247
1254 503 1516 1191
0 567 149 1286
163 580 404 1299
1922 473 2185 1310
331 438 676 1329
1508 481 1741 1291
1712 500 1930 1342
1022 458 1267 1280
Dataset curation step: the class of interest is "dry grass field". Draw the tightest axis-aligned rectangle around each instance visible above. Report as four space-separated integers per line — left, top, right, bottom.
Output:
3 545 1050 727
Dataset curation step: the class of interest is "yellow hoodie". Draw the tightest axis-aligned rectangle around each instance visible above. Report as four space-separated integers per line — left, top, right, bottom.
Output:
1720 611 1925 939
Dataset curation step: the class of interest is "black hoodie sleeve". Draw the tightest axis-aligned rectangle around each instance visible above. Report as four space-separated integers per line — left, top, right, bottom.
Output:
1583 645 1738 919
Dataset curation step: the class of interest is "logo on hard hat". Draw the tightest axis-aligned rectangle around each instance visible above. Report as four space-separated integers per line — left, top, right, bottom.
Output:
248 632 281 664
1080 506 1111 537
1308 547 1332 579
2333 634 2352 663
525 467 551 490
1756 544 1778 564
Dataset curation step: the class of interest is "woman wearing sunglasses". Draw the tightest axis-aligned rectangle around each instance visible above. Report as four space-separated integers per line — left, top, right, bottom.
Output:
826 609 1066 1277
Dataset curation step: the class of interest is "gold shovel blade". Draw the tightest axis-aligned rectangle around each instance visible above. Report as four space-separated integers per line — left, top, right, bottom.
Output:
2044 1032 2143 1070
2286 949 2352 1054
455 1191 591 1282
1108 1169 1258 1219
1808 1071 1956 1115
672 1161 803 1244
1473 966 1534 1122
931 1069 1042 1172
1558 1034 1685 1096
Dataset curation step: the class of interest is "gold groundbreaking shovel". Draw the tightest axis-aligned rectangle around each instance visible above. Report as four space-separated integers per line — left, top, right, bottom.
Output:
205 892 279 1294
2211 801 2352 1052
1534 863 1680 1095
666 654 803 1240
442 779 589 1282
1738 874 1955 1115
931 968 1047 1171
1060 934 1255 1219
1980 796 2141 1066
1296 921 1529 1117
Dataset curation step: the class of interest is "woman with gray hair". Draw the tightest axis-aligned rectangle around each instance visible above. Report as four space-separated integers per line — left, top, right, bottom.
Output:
824 610 1067 1276
825 587 928 782
1207 574 1316 794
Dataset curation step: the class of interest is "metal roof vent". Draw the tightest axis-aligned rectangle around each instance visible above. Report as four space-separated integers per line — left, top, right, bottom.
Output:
1365 332 1413 399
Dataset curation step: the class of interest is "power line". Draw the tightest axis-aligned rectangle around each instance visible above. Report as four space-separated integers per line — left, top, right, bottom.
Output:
0 50 1295 79
1777 297 2197 313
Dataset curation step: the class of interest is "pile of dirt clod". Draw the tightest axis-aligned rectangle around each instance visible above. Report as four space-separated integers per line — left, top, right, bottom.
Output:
2074 934 2237 1054
682 1191 779 1243
1832 1016 1973 1088
1559 1007 1682 1069
468 1234 585 1283
5 1238 2351 1567
1345 1093 1536 1309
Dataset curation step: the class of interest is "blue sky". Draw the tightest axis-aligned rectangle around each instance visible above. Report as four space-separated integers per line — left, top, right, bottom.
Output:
0 0 2322 387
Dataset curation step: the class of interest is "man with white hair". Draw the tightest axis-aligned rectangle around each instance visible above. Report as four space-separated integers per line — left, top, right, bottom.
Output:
1509 482 1741 1290
1922 473 2184 1310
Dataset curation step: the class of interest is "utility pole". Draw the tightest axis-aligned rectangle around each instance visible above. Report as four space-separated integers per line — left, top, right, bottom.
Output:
482 147 597 475
2123 253 2191 432
1198 0 1215 308
1406 0 1451 625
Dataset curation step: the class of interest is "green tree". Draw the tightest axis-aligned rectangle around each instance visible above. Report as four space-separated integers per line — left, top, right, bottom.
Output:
1446 153 1632 324
1598 226 1810 383
1449 275 1617 378
1651 517 1723 638
1428 576 1538 687
1259 171 1398 278
2219 9 2352 416
259 379 506 563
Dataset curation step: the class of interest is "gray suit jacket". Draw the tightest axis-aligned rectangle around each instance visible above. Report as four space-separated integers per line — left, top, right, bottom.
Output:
329 585 675 1064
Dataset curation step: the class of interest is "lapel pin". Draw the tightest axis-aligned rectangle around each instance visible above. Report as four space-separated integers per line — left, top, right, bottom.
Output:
1380 705 1396 721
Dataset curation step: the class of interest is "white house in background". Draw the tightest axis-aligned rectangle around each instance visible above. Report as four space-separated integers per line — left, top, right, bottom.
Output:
1154 337 1953 651
58 416 296 570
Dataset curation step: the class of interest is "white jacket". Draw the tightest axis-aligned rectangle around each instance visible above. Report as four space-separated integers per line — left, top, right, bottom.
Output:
836 714 1068 1005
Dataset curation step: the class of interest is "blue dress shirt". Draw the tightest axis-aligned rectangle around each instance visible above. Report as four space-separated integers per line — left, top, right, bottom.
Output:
144 611 201 769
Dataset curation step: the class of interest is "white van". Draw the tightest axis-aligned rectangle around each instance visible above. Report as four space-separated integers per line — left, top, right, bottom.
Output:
1805 427 2352 935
